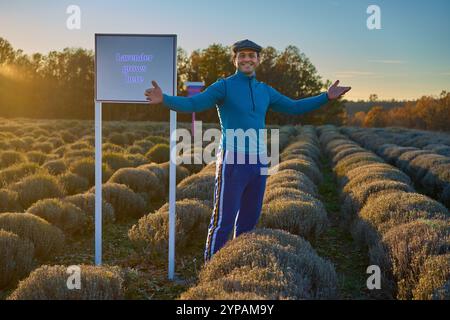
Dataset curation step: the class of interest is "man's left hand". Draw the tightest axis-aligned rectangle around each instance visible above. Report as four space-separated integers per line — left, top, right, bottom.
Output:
327 80 351 100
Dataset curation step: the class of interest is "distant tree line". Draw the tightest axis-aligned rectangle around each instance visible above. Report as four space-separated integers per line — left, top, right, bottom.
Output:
346 91 450 132
0 37 345 125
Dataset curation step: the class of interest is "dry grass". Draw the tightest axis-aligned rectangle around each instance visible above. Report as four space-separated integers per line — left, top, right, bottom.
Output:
176 171 215 202
102 152 133 171
263 186 320 205
413 254 450 300
0 212 64 259
10 173 66 209
145 143 170 163
340 163 411 189
58 172 90 195
359 191 449 235
26 198 89 235
63 192 115 224
88 182 147 220
108 167 162 200
42 159 67 175
128 199 211 259
68 158 113 186
8 264 124 300
0 230 35 288
334 153 383 178
342 180 414 218
267 169 318 198
0 150 26 169
0 162 43 188
0 188 21 212
271 158 323 185
259 199 328 239
181 228 337 300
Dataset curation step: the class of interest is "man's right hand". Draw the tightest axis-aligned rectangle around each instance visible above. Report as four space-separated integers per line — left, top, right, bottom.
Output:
145 80 163 104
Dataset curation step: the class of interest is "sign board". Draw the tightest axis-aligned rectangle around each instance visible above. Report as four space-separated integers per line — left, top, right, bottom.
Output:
95 34 176 102
94 34 178 280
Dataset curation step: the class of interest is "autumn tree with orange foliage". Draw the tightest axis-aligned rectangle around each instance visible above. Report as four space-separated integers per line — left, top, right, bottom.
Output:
347 91 449 132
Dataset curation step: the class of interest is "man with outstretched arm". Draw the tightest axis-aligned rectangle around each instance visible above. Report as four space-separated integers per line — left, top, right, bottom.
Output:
145 39 351 264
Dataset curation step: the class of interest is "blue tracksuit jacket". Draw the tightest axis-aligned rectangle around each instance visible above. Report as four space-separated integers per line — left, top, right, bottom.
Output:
162 69 329 154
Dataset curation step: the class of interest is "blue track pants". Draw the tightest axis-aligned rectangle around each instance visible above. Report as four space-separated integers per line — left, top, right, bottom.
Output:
204 148 268 263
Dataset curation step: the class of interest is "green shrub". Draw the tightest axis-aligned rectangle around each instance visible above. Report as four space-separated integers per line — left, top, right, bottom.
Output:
263 187 319 205
133 139 155 153
60 130 77 143
283 140 321 161
359 192 449 235
382 146 417 164
181 228 337 299
334 153 383 178
180 266 282 300
88 183 147 220
8 138 27 151
102 143 125 153
159 161 190 187
422 163 450 198
146 135 169 145
8 264 124 300
10 173 66 209
126 145 145 155
68 141 91 151
0 188 22 212
342 165 412 191
103 152 133 171
396 150 429 173
413 254 450 300
58 172 90 195
0 150 26 169
47 137 65 149
267 169 318 197
177 172 215 202
108 167 161 200
145 143 170 163
25 151 49 165
0 212 64 259
380 219 449 300
0 230 35 288
69 158 113 186
64 192 115 224
64 149 94 161
129 199 211 260
108 133 129 146
137 162 166 186
260 199 328 239
273 158 322 185
125 153 149 167
32 142 53 153
342 180 414 218
332 146 366 164
440 184 450 208
410 154 450 182
27 198 89 235
43 159 67 175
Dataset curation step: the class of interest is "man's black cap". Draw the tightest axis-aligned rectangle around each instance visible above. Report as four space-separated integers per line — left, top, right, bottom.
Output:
231 39 262 54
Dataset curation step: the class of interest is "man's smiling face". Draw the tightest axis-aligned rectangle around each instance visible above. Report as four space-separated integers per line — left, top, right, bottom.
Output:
234 49 260 75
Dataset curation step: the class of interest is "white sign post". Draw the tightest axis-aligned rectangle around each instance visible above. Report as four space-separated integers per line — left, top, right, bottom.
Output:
95 34 177 280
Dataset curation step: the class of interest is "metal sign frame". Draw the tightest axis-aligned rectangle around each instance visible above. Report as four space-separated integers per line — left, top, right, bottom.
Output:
94 33 178 280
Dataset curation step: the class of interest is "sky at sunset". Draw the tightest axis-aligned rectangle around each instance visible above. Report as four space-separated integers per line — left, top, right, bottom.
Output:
1 0 449 101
